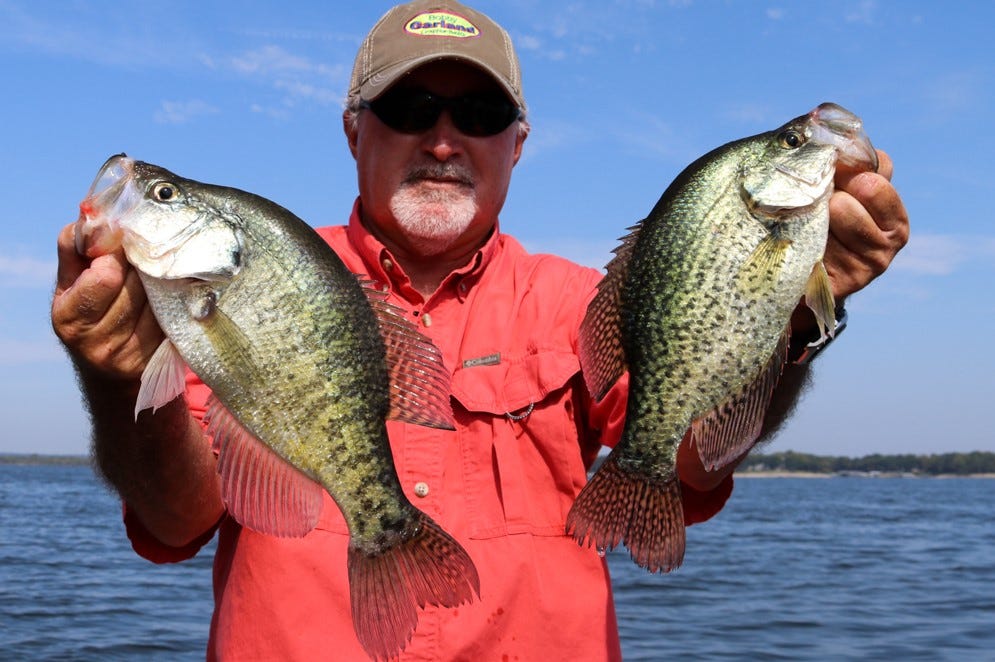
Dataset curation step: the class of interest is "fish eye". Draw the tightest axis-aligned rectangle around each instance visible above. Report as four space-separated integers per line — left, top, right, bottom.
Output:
779 130 805 149
152 182 179 202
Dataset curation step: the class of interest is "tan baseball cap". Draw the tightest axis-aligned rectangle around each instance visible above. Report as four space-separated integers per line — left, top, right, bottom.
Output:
349 0 525 109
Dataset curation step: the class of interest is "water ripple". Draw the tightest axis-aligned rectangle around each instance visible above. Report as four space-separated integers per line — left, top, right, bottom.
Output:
4 468 995 659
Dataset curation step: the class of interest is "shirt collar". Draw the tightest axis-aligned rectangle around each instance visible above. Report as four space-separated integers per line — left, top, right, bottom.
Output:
345 198 500 303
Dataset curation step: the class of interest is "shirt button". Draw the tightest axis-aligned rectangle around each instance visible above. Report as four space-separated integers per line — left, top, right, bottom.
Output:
458 281 468 294
421 312 433 328
414 482 430 498
382 257 394 271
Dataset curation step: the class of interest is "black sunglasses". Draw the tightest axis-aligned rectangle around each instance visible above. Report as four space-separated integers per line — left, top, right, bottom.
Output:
361 88 522 137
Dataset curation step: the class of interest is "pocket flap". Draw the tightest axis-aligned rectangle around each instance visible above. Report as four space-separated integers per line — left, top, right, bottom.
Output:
450 350 580 414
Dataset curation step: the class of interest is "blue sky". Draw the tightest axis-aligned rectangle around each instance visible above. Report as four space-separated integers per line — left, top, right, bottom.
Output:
1 1 992 457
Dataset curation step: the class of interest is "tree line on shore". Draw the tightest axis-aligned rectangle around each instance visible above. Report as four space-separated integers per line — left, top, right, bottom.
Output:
739 450 995 475
5 450 995 476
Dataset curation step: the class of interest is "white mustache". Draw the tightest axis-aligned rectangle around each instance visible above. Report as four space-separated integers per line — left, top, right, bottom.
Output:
404 163 474 186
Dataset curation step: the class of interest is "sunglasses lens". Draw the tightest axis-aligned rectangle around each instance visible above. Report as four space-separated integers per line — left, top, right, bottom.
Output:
452 94 520 136
369 91 441 133
367 89 519 137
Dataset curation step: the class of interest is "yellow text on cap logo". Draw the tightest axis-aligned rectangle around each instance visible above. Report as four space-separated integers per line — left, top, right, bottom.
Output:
406 12 480 38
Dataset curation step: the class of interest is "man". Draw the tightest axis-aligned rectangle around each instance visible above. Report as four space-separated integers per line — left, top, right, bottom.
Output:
51 1 909 660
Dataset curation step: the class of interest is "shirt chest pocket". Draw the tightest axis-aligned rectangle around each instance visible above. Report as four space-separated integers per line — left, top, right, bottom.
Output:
450 351 590 540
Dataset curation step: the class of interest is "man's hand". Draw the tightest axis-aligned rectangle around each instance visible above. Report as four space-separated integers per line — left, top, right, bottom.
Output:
51 222 223 548
51 222 163 382
825 149 910 301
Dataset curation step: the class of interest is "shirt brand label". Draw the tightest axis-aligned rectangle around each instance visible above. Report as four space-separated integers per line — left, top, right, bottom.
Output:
463 353 500 369
406 12 480 38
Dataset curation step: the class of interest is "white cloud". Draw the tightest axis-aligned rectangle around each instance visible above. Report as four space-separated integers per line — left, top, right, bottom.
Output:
516 34 542 52
892 234 995 276
274 79 340 106
721 102 777 127
0 254 55 288
228 44 344 109
154 99 220 124
0 5 346 115
612 109 693 163
229 44 343 83
231 44 316 76
250 103 291 120
0 2 203 69
845 0 877 25
766 8 785 20
923 71 981 114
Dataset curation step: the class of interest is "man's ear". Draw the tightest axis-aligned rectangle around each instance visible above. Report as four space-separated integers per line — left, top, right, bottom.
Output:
512 122 529 166
343 110 359 159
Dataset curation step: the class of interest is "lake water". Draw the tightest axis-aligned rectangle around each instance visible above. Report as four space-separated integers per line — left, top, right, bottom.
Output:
2 465 993 660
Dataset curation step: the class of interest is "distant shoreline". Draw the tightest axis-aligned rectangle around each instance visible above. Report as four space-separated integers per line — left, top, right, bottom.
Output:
0 454 89 466
4 454 995 479
737 470 995 479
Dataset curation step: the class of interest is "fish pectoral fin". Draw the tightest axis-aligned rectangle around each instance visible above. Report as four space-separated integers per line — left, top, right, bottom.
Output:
206 396 323 537
360 280 456 430
135 339 188 420
804 260 837 341
737 235 792 296
566 450 685 574
201 305 265 386
579 222 641 401
691 328 789 471
348 514 480 661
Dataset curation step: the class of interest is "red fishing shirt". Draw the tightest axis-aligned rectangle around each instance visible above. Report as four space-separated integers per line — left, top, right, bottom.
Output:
125 201 734 661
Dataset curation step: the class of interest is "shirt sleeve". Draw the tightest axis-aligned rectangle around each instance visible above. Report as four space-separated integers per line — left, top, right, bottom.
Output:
121 372 221 563
123 504 220 564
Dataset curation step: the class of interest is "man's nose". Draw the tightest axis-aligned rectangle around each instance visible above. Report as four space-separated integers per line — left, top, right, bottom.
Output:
422 111 463 161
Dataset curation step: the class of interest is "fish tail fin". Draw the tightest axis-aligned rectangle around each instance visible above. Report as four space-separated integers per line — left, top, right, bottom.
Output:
348 515 480 660
566 452 685 573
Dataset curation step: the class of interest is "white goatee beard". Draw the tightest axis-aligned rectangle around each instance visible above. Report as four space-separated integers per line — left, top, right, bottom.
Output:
389 185 478 256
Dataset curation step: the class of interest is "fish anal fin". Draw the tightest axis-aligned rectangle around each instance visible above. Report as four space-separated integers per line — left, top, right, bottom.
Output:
206 395 323 537
358 279 455 431
566 451 685 573
580 223 641 401
692 328 790 471
348 514 480 661
135 338 187 420
738 235 792 297
804 260 837 341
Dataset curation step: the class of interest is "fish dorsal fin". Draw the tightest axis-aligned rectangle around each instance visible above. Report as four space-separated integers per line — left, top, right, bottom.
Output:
579 222 642 401
135 338 188 420
691 327 790 471
804 260 837 341
358 279 455 430
206 395 323 537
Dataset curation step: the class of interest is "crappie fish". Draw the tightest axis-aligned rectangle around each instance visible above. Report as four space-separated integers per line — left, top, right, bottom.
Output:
567 103 878 573
74 155 479 660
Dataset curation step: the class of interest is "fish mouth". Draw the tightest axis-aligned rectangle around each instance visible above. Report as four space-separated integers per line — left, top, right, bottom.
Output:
75 154 141 257
808 102 879 172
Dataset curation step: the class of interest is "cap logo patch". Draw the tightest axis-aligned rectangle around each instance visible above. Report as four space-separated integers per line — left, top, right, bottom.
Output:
406 12 480 38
